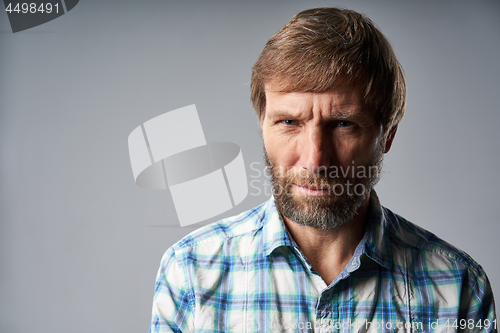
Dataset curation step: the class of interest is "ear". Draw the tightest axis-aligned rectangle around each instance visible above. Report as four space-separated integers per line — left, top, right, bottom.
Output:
384 125 398 153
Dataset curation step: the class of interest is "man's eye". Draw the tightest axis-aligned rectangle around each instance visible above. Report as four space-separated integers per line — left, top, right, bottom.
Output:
338 120 353 127
282 120 296 126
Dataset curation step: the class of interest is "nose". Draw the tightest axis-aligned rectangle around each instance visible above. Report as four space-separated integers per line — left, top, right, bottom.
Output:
300 126 333 175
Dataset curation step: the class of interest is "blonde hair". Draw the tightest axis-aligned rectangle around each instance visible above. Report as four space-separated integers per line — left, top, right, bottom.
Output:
251 7 406 136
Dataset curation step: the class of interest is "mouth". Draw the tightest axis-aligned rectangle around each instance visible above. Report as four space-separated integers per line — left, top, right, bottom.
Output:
293 184 332 197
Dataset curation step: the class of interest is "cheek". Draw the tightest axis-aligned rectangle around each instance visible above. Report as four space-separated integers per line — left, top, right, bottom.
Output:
334 133 381 166
264 141 296 167
352 136 383 165
263 135 298 169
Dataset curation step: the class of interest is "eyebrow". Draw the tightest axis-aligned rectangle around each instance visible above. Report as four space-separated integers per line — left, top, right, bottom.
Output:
268 109 370 121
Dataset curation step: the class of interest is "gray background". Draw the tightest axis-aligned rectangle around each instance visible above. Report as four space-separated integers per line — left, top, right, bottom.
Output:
1 0 499 331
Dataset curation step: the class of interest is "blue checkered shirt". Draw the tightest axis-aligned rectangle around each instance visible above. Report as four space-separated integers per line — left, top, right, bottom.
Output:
149 192 497 332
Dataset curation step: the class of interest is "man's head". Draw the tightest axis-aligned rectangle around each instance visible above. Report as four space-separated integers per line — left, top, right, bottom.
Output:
251 8 406 230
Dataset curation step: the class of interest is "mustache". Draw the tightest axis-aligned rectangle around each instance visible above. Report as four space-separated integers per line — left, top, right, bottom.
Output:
272 171 349 189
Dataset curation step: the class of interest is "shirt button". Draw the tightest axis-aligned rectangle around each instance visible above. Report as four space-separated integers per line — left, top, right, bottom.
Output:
324 291 332 301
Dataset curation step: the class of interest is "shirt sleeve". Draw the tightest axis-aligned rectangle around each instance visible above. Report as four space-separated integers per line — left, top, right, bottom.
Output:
149 247 195 333
459 265 497 333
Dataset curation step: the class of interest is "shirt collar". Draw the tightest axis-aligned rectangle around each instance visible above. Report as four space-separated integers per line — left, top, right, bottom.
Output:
260 197 294 256
362 191 393 270
260 191 393 270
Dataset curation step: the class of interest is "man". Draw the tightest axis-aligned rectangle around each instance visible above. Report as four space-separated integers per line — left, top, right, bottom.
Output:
149 8 496 332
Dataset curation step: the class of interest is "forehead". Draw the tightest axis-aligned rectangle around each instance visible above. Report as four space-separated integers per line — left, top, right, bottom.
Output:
264 83 370 120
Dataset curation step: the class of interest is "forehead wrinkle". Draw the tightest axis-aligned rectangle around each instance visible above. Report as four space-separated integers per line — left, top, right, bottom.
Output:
266 109 310 121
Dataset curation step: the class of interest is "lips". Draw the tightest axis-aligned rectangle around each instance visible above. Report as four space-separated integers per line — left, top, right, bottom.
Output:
294 181 332 190
293 183 333 197
297 185 330 191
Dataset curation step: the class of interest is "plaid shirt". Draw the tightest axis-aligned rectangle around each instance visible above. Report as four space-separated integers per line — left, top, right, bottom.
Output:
149 192 497 332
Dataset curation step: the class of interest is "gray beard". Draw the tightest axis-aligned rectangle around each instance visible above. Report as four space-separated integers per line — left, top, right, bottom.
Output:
264 147 383 230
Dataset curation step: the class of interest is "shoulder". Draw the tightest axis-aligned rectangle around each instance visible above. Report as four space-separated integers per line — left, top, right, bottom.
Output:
168 200 269 257
382 206 485 276
382 207 496 321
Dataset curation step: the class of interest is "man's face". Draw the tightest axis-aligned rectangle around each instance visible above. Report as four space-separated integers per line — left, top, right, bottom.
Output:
261 83 391 230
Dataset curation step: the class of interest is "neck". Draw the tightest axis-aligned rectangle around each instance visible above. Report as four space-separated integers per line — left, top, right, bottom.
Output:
282 197 370 286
